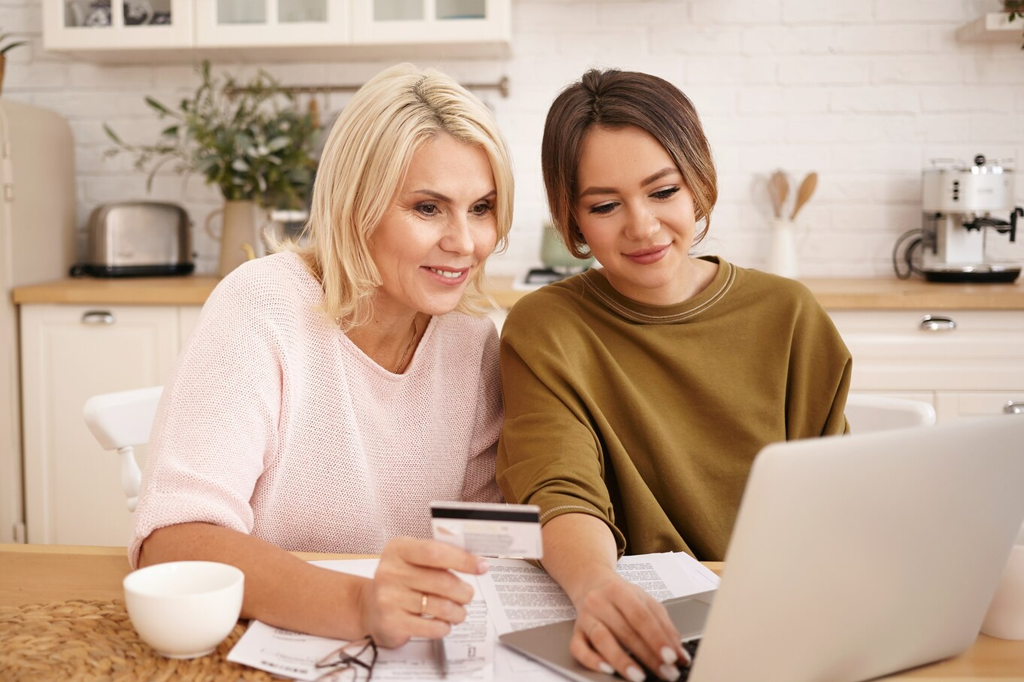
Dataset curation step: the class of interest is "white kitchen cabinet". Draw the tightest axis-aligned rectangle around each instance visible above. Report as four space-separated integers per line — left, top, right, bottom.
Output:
194 0 351 48
43 0 193 51
828 310 1024 423
43 0 510 58
352 0 510 44
20 304 181 546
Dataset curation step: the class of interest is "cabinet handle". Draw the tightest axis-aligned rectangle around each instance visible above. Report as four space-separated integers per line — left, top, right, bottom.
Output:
919 315 956 332
81 311 115 325
1005 401 1024 415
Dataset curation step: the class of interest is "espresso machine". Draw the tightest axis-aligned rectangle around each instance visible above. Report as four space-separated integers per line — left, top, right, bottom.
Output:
907 155 1023 283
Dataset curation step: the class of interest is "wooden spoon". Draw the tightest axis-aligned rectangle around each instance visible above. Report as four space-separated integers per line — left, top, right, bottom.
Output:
790 172 818 220
769 170 789 218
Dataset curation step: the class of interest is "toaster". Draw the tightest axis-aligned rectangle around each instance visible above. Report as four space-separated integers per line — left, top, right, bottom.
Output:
72 201 194 277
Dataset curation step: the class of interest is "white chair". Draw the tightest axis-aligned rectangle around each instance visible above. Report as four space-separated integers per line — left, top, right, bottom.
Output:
82 386 163 512
845 393 936 433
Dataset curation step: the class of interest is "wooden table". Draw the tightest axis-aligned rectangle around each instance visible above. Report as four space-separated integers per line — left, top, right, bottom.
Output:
2 544 1022 680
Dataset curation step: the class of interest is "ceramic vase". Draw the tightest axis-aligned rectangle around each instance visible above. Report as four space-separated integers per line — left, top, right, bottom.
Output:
205 200 266 277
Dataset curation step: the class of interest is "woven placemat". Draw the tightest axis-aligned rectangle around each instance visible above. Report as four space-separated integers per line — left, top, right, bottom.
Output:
0 599 280 681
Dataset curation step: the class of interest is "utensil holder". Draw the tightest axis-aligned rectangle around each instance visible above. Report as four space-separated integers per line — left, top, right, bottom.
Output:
768 218 800 279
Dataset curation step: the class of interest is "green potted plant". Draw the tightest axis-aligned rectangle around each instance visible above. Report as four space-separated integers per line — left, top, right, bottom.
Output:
105 61 319 276
1005 0 1024 49
0 30 27 96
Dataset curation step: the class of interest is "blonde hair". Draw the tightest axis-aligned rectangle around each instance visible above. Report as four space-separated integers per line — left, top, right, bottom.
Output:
282 63 514 330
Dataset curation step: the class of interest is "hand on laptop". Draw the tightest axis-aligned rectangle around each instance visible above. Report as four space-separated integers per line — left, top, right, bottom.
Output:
357 537 489 648
569 569 691 682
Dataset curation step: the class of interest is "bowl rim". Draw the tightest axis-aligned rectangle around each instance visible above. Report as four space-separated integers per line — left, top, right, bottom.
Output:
123 560 244 598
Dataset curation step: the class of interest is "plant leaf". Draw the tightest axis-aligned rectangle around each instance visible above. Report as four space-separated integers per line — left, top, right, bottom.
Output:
103 124 124 145
266 136 291 152
0 41 27 55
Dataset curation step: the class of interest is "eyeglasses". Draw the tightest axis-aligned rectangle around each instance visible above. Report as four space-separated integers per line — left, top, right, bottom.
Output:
315 636 378 682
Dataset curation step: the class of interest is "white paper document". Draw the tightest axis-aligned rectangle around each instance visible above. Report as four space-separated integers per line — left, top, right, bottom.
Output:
227 553 718 681
227 559 492 681
478 552 719 636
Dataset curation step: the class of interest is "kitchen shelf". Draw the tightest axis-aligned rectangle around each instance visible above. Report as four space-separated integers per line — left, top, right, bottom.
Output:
956 12 1024 42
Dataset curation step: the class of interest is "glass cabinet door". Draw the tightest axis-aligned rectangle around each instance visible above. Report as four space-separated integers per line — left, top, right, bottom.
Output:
213 0 330 25
435 0 486 21
123 0 175 27
216 0 267 25
45 0 192 49
373 0 423 22
63 0 113 28
64 1 174 29
196 0 347 47
355 0 508 44
280 0 328 23
369 0 489 22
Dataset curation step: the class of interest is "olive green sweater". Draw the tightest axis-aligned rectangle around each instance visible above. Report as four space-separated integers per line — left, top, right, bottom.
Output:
496 258 852 561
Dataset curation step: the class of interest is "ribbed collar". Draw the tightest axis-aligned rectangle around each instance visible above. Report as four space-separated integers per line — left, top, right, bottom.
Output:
579 256 736 325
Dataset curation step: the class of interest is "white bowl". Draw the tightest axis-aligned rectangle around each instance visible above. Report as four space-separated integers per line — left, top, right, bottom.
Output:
123 561 245 658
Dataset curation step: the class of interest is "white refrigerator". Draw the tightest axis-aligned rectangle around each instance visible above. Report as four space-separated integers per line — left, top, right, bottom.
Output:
0 99 77 543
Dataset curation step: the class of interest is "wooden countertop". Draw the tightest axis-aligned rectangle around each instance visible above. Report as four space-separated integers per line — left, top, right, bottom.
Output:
11 274 1024 310
1 544 1020 680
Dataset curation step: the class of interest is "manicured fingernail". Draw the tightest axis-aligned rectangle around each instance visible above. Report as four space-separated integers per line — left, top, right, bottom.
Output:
626 665 646 682
660 663 681 681
680 645 692 665
598 662 615 675
661 646 678 665
477 559 489 574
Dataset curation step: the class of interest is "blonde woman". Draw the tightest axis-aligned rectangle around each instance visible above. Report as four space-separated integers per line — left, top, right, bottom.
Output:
131 63 514 647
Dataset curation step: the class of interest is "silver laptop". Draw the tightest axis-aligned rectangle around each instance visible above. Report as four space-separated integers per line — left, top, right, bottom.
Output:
500 416 1024 682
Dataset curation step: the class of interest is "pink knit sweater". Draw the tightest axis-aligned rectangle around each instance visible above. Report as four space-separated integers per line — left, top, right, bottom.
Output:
129 252 502 568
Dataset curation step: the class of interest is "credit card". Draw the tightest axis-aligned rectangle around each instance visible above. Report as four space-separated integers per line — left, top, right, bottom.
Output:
430 501 543 560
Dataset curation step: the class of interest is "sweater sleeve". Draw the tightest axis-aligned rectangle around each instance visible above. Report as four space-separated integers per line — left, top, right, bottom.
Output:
460 322 503 503
128 266 284 567
785 288 853 439
496 297 627 554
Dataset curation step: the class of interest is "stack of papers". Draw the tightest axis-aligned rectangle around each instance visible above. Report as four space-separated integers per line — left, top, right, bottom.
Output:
227 553 719 681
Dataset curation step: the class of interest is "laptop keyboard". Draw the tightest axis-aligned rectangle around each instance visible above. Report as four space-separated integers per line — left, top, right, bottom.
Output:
643 639 701 682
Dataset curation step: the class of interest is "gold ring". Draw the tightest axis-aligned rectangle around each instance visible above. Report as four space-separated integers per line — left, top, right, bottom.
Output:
420 593 429 616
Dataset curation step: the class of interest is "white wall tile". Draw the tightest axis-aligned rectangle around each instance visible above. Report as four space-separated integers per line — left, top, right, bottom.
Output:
873 0 969 24
782 0 874 25
690 0 782 25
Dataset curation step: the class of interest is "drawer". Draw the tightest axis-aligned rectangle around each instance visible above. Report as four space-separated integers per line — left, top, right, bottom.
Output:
828 310 1024 391
935 392 1024 422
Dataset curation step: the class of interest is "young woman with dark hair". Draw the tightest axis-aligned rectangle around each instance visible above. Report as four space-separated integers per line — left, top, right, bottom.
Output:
497 69 851 682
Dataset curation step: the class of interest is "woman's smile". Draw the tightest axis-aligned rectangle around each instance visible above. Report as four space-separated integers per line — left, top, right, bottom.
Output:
423 266 470 285
623 244 672 265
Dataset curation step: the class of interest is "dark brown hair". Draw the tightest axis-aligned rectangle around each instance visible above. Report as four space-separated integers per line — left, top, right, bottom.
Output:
541 69 718 257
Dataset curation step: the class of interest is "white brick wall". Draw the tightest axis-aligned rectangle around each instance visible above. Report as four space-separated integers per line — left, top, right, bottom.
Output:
3 0 1024 277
